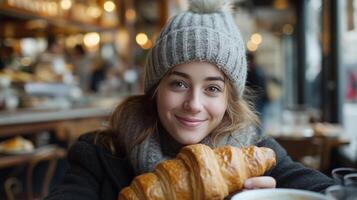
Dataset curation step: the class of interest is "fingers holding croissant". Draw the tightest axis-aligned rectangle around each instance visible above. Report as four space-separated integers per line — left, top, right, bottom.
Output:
118 144 276 200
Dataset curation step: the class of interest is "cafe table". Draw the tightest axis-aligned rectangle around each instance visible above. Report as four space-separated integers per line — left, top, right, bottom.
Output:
269 131 350 173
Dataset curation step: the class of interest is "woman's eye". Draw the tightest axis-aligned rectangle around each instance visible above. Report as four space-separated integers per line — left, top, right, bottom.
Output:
170 80 187 89
207 86 221 93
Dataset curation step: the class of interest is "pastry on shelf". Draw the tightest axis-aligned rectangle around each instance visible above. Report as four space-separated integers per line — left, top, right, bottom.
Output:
0 136 34 154
119 144 276 200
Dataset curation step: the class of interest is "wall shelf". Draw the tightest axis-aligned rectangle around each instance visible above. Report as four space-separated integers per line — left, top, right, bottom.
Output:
0 4 119 37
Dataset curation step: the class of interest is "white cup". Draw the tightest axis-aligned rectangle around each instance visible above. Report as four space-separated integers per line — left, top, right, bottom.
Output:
231 188 327 200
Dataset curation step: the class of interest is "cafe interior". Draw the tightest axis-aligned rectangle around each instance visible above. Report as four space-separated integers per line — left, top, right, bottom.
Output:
0 0 357 199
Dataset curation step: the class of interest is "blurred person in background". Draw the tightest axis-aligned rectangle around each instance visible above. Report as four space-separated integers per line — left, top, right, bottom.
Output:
36 37 69 83
0 46 16 70
246 52 269 130
89 56 109 93
346 68 357 102
71 44 92 92
0 46 7 70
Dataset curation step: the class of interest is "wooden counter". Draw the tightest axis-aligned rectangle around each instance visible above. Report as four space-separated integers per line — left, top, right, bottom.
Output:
0 106 113 139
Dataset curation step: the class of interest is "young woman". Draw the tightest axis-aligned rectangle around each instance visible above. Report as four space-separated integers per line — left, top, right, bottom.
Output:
45 0 334 199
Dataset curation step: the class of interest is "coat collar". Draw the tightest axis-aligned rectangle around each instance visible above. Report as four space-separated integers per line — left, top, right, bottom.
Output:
96 144 134 191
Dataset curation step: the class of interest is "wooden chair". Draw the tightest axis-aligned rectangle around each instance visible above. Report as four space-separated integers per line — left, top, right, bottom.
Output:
3 145 66 200
26 145 66 200
275 136 324 170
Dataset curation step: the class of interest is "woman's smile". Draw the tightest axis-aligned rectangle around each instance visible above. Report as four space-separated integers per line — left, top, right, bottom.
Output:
175 115 206 128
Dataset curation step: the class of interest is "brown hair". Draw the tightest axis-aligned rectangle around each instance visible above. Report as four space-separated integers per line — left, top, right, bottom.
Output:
209 79 260 146
100 77 259 155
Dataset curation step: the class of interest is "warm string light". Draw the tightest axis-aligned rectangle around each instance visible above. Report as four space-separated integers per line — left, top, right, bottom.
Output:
135 33 152 49
247 40 258 52
247 33 263 52
273 0 289 10
142 40 153 50
126 9 136 23
251 33 263 45
84 32 100 47
60 0 72 10
136 33 148 46
104 1 116 12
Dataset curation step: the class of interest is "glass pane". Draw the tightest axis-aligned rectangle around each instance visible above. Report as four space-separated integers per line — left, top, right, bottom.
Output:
305 0 323 111
341 0 357 163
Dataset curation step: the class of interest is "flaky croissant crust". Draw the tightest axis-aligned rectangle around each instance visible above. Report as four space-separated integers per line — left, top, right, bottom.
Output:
119 144 276 200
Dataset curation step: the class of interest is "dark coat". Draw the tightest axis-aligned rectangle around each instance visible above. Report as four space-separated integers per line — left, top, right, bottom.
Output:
45 133 335 200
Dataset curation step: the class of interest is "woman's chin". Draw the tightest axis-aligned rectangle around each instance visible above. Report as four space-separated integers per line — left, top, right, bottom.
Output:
176 137 203 145
168 128 209 145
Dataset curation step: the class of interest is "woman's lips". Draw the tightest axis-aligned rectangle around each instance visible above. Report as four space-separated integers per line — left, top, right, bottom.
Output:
175 115 205 127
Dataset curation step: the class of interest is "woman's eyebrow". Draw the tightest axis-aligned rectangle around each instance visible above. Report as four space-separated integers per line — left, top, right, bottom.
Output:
169 71 224 82
205 77 224 82
169 71 190 78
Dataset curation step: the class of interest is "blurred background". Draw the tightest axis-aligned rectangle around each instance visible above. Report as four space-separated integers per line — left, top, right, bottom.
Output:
0 0 356 199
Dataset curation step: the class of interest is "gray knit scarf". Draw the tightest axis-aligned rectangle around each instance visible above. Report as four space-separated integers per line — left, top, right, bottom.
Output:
128 125 259 175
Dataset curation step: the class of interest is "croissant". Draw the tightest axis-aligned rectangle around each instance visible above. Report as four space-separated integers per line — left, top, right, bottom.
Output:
118 144 276 200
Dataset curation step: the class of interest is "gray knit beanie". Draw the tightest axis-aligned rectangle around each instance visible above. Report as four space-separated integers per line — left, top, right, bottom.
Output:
144 0 247 97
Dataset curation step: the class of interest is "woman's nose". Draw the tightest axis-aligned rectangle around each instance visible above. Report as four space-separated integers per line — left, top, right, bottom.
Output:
183 91 202 113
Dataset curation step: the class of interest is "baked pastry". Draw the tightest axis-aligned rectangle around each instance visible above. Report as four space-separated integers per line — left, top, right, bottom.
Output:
118 144 276 200
0 136 34 153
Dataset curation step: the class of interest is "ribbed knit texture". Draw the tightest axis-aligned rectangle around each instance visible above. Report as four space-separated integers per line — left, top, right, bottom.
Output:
130 125 258 175
144 7 247 97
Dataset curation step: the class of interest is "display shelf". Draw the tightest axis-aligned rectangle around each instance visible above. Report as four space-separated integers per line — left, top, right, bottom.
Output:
0 3 119 37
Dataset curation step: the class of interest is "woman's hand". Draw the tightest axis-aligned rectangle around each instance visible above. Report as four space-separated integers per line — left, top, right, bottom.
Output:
243 176 276 190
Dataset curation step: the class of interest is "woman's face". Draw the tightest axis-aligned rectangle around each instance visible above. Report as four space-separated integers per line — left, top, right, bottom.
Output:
156 62 228 145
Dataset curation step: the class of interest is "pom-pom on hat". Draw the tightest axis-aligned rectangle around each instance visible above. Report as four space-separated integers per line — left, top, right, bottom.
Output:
144 0 247 97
